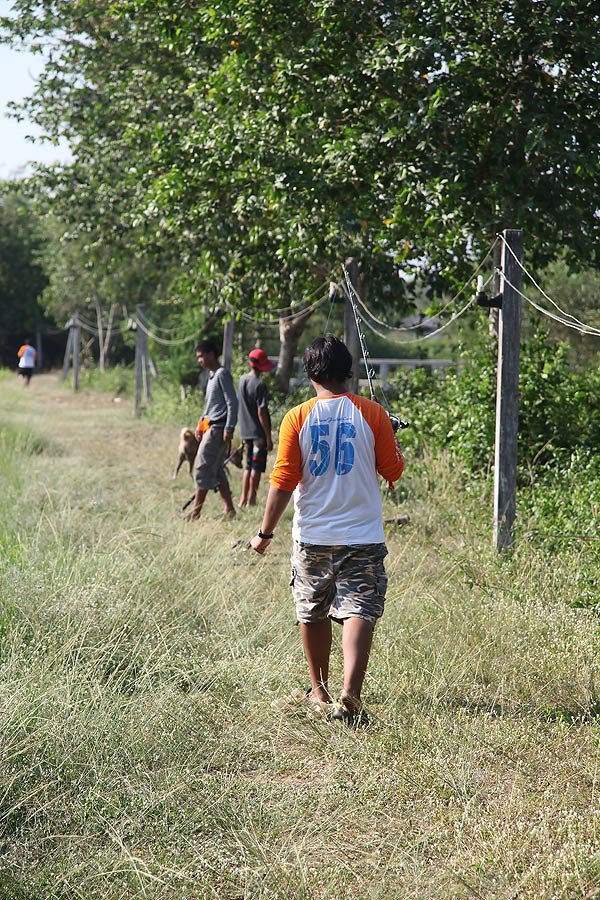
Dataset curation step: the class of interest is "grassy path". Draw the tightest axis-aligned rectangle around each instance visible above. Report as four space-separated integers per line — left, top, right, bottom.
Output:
0 372 598 898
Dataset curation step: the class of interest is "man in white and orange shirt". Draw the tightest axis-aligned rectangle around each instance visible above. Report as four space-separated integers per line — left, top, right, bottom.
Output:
251 335 404 725
17 340 37 386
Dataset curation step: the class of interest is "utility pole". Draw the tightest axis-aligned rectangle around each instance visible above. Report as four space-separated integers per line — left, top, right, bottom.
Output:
493 229 523 551
343 257 361 393
72 311 81 391
222 318 235 370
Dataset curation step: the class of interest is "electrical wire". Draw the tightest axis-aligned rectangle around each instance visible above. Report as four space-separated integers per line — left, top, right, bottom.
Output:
346 238 498 333
76 320 100 337
501 275 600 336
135 318 198 345
134 319 193 335
357 296 477 345
497 233 592 329
231 286 332 326
341 265 378 401
73 312 99 329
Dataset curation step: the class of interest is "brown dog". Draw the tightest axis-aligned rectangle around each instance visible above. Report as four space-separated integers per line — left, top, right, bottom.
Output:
173 428 200 479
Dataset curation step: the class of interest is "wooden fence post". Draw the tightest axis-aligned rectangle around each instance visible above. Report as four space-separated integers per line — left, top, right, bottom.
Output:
72 312 81 392
493 229 524 551
343 257 361 394
61 324 73 380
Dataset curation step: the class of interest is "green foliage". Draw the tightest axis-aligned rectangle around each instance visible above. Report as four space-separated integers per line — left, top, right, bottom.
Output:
144 381 204 426
0 184 49 337
520 446 600 537
76 364 133 396
4 0 600 321
526 255 600 367
389 331 600 475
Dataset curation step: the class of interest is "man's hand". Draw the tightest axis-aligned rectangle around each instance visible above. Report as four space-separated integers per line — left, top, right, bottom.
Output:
249 534 272 555
224 428 234 442
194 429 202 442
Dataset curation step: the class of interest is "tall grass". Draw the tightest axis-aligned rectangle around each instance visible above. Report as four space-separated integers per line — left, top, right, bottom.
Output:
0 372 598 898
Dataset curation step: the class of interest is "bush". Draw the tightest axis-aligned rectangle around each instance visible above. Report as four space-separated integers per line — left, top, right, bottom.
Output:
77 364 133 397
387 331 600 477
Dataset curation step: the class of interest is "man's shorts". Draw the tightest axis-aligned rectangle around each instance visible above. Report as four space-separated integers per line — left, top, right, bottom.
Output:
290 542 389 627
243 438 267 473
194 426 229 490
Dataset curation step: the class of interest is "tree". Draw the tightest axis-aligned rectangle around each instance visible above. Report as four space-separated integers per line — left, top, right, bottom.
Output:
0 184 49 363
3 0 600 360
523 255 600 365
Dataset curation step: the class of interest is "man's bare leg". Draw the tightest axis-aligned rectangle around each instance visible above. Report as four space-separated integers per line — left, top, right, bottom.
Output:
238 470 251 508
300 620 332 702
247 469 262 506
341 617 374 705
218 479 236 517
190 487 208 520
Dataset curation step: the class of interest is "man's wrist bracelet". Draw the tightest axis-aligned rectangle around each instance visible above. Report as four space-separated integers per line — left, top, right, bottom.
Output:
258 530 274 540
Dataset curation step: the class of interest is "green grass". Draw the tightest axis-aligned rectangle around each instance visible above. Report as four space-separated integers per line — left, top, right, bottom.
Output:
0 372 598 898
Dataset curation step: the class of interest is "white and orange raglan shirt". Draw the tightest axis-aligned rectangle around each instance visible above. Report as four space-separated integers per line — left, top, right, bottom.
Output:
270 393 405 545
17 344 37 368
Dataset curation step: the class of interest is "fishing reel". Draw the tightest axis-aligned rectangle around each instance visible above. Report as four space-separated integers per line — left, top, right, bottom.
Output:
388 412 409 433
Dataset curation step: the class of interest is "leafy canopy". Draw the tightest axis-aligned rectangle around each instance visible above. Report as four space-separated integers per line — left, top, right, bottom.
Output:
3 0 600 314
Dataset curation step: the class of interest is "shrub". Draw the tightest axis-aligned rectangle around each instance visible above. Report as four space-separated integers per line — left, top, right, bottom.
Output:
387 331 600 477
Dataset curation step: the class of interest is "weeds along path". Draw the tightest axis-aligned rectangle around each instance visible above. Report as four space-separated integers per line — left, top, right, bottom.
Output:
0 371 599 899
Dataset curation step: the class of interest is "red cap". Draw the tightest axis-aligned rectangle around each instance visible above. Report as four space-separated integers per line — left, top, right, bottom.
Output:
248 348 276 372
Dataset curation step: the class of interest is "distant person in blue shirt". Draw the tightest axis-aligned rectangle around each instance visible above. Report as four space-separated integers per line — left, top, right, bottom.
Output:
17 340 37 386
190 339 238 520
237 348 275 508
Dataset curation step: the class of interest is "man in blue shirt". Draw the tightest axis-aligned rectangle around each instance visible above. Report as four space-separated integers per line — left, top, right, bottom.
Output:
190 339 238 520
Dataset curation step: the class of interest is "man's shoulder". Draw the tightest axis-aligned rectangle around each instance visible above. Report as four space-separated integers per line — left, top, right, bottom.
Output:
282 396 319 430
347 394 387 427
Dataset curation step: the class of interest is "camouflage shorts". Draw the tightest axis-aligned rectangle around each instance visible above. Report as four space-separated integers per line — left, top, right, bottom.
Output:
290 542 389 627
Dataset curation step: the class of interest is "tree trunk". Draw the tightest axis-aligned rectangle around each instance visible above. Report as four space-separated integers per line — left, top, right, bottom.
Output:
94 292 105 372
103 303 116 365
275 311 313 393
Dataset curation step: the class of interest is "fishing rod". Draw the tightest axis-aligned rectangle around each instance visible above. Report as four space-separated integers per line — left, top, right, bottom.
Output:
341 264 409 433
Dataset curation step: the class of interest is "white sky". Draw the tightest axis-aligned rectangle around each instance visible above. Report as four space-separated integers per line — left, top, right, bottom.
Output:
0 0 71 179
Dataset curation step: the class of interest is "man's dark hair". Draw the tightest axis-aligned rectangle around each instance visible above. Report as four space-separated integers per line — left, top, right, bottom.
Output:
303 335 353 384
195 338 219 356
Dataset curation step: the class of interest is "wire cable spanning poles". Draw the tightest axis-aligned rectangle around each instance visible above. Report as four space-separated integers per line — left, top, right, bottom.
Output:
341 242 498 347
341 264 408 432
350 238 499 335
501 275 600 337
231 281 333 327
134 317 197 346
497 233 600 337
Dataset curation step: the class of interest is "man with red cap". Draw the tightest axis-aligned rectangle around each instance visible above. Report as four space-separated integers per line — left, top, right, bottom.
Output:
237 348 275 507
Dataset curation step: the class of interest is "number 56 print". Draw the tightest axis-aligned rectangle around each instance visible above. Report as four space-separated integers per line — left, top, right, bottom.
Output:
309 422 357 476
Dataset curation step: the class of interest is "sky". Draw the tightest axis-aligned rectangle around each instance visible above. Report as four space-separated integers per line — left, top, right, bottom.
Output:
0 1 71 179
